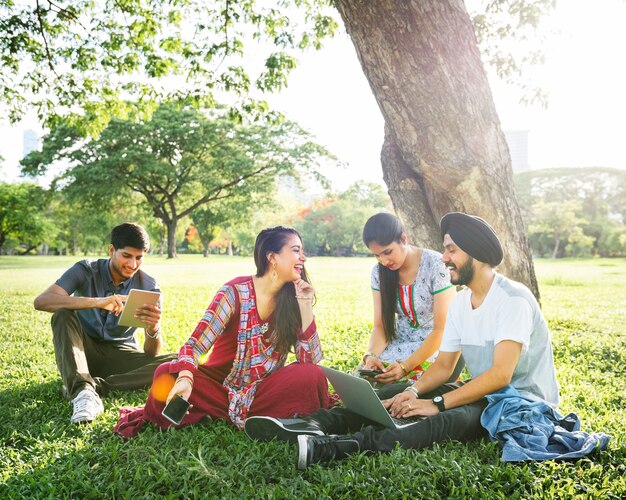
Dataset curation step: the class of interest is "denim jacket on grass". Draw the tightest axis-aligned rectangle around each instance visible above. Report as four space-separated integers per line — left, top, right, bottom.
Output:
480 385 610 461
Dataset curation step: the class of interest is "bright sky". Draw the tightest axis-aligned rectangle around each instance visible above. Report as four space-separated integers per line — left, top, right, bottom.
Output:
2 0 625 189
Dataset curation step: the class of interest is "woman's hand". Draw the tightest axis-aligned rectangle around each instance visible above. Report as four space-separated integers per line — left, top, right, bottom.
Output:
166 371 194 405
363 356 385 371
373 360 407 384
294 279 315 300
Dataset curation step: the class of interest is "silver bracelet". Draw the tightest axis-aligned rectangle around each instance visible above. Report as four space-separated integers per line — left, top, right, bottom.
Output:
403 386 420 399
145 328 161 340
295 295 314 300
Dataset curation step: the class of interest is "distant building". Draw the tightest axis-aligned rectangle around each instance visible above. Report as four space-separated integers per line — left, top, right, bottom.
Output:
22 129 40 158
504 130 530 172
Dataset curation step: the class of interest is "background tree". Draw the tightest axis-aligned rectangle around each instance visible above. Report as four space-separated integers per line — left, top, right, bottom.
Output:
22 103 334 258
526 200 590 258
514 167 626 257
44 191 149 256
222 186 309 255
0 0 338 130
0 182 57 254
296 181 390 256
191 206 233 258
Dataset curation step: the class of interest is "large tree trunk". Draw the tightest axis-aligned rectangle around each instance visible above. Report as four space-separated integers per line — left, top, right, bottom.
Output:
334 0 539 298
166 220 178 259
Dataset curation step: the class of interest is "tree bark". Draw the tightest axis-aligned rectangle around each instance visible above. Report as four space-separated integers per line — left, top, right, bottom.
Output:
166 220 178 259
334 0 539 298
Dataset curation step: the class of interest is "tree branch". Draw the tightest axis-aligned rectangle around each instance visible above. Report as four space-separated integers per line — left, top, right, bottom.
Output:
35 0 61 77
178 163 274 219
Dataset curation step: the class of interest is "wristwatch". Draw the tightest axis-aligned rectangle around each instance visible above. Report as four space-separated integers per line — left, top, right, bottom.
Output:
432 395 446 412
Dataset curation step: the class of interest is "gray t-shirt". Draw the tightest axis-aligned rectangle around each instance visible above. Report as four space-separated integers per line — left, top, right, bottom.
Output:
440 273 560 406
55 259 160 348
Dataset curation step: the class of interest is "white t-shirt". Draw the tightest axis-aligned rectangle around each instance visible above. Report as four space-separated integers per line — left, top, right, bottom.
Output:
440 273 560 406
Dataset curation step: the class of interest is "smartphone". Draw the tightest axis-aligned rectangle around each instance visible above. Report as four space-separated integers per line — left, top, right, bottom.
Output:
358 369 383 377
161 394 190 425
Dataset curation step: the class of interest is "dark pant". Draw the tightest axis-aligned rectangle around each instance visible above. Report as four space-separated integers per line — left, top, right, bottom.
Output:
309 381 488 453
52 309 177 399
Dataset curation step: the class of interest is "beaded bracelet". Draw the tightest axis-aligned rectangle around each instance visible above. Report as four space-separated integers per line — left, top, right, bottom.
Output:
295 295 314 300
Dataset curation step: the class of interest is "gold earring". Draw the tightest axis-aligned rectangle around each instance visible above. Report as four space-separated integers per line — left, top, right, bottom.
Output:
271 261 278 281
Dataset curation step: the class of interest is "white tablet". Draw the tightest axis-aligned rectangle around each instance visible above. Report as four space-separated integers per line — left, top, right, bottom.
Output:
117 289 161 328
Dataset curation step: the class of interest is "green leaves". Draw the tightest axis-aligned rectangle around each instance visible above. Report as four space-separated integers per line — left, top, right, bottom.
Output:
22 102 335 257
0 182 56 251
0 0 339 130
514 167 626 258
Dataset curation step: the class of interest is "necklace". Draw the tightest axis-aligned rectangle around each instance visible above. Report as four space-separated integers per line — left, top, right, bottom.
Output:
260 322 269 334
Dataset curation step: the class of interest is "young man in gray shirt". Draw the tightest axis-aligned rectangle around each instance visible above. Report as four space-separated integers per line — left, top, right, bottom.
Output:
245 212 559 469
34 223 176 424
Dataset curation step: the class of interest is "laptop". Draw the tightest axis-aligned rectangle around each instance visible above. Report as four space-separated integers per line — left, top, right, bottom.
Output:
320 365 424 429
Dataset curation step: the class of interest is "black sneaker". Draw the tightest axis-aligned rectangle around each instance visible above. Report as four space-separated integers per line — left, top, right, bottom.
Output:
244 416 326 443
297 434 360 469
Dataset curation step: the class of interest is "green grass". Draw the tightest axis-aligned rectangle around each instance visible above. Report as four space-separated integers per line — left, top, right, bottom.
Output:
1 255 625 498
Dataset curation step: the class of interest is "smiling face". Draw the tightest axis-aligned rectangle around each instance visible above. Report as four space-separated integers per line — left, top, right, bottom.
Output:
270 234 307 282
442 234 475 286
109 245 144 284
367 234 408 271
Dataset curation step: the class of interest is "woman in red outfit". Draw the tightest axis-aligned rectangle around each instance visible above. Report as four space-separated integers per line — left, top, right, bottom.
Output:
114 226 331 437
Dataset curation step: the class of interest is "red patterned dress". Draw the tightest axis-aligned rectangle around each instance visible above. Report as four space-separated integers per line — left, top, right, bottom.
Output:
114 276 331 437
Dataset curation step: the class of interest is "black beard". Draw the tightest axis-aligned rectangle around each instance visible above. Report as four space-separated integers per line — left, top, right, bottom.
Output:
449 256 474 286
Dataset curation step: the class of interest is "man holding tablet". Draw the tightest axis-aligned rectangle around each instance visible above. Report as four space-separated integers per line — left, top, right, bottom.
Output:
34 222 176 424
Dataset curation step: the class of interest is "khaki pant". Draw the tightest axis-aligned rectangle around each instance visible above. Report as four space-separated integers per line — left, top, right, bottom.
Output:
51 309 177 399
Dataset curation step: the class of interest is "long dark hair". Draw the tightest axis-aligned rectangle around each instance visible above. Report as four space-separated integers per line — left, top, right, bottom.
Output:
254 226 312 354
362 212 405 343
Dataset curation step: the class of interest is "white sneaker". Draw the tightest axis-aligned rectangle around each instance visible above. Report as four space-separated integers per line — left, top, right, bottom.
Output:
70 389 104 424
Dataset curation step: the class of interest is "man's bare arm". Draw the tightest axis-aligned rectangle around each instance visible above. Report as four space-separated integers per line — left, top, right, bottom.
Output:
34 284 126 315
441 340 522 409
414 350 461 395
389 340 523 418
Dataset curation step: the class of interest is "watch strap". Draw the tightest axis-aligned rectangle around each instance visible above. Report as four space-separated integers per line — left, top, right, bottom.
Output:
432 396 446 412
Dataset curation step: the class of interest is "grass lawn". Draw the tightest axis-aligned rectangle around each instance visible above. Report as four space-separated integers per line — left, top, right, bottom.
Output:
0 255 624 498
